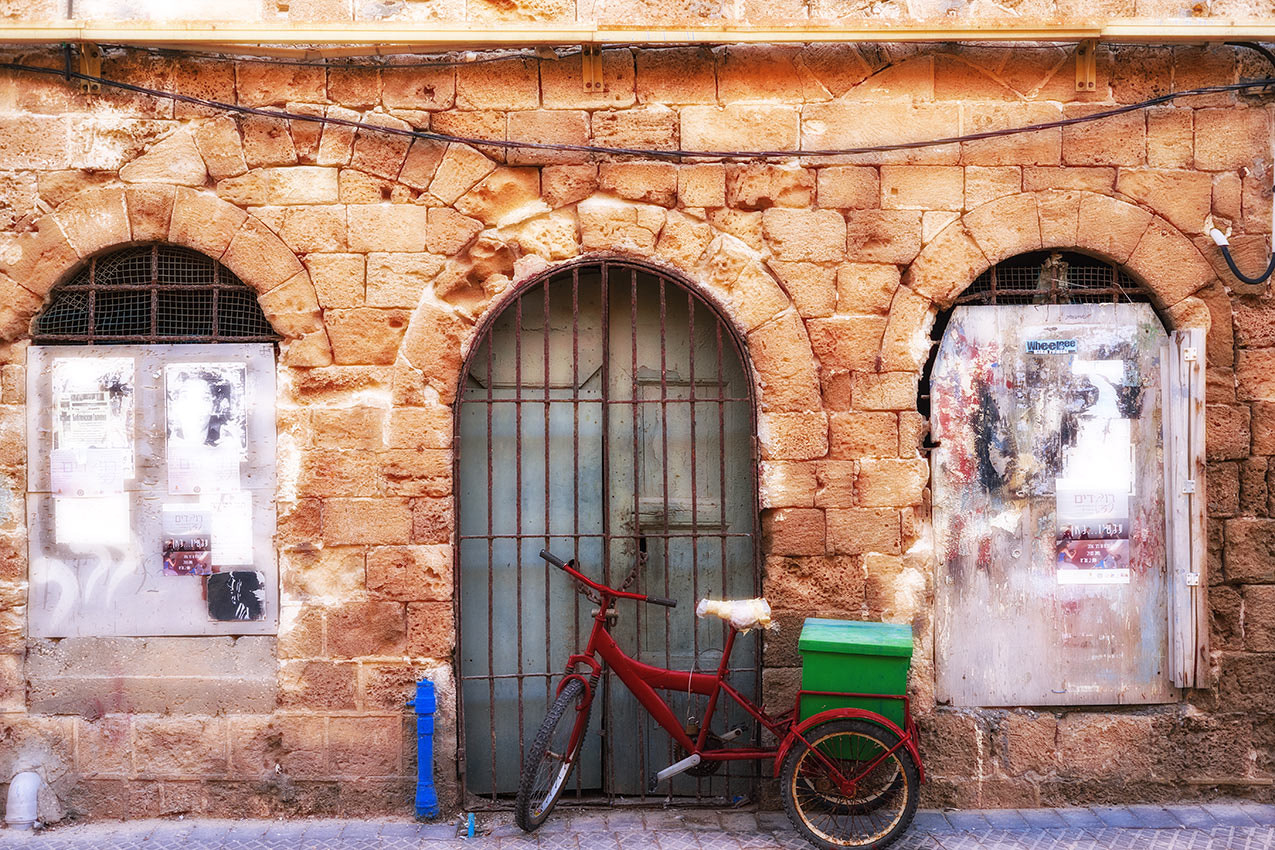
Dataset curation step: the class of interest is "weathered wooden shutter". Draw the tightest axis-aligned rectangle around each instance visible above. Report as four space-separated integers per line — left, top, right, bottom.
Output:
1162 328 1209 688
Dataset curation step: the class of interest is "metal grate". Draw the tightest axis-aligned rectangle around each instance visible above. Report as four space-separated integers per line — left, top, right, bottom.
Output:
956 251 1150 307
32 245 279 344
455 257 761 807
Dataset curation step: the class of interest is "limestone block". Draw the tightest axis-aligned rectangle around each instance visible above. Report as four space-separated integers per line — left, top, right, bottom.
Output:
963 193 1040 265
1076 192 1153 263
240 115 299 169
880 166 963 211
763 208 845 262
543 164 599 208
0 275 37 341
317 106 360 167
1056 714 1155 779
802 102 958 166
323 498 413 546
455 167 544 227
328 717 403 777
276 205 348 253
429 144 497 205
124 183 176 243
816 166 878 210
758 411 829 461
578 196 665 252
1126 217 1215 306
814 459 856 508
229 713 326 779
380 447 451 497
508 212 581 262
399 299 472 403
541 48 635 110
636 47 717 105
837 263 899 316
223 217 306 292
827 508 902 555
592 105 678 153
119 129 208 186
903 222 986 306
133 717 227 777
845 210 921 265
326 601 407 658
852 371 918 411
506 110 591 166
1037 189 1082 248
168 188 247 261
366 253 445 307
960 103 1062 167
764 555 865 611
407 600 455 657
298 448 379 496
312 407 387 451
52 187 130 259
879 285 934 371
412 496 454 545
349 112 413 181
280 545 366 600
682 105 800 153
856 458 928 507
306 252 365 308
719 45 830 104
747 309 822 413
921 211 959 243
258 271 323 338
367 545 453 602
278 659 357 709
1206 405 1251 462
678 164 726 208
1022 166 1115 193
263 166 340 205
425 208 483 256
456 57 538 111
236 64 324 107
381 64 456 111
0 116 69 170
599 162 678 207
1061 107 1146 167
398 138 448 191
706 208 764 251
654 209 712 269
1237 349 1275 402
729 263 795 333
762 507 826 556
1195 107 1269 171
1241 171 1272 235
193 116 248 180
760 461 818 509
829 411 898 458
326 308 409 364
768 261 835 319
807 316 887 371
1116 168 1212 234
216 171 267 206
328 66 381 110
388 404 453 450
1147 106 1193 169
347 204 429 252
964 166 1021 209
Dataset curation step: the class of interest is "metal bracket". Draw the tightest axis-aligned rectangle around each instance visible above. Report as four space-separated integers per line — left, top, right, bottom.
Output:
1075 39 1097 92
78 43 101 93
582 43 602 92
1182 479 1197 494
1182 347 1199 362
1185 573 1201 587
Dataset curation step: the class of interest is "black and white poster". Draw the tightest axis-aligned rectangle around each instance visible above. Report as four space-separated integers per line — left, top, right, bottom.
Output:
165 363 247 494
207 571 266 621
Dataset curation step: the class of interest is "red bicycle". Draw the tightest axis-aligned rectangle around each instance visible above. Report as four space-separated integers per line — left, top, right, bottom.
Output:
514 550 924 849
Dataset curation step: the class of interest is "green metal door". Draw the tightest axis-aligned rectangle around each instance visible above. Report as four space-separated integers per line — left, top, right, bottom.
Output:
457 260 759 802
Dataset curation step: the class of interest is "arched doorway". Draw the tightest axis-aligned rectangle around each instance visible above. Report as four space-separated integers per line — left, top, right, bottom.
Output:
927 251 1184 706
455 258 761 803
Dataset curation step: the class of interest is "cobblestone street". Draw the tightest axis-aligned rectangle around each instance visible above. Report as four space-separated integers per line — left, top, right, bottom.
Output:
3 803 1274 849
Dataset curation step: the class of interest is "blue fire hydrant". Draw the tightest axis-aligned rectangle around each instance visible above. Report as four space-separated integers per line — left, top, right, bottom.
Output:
407 679 440 819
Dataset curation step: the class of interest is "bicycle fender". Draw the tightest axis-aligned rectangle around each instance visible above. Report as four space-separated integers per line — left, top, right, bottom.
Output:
773 708 923 781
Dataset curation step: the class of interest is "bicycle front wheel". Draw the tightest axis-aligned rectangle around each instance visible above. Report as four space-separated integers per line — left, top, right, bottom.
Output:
514 678 591 832
780 718 919 849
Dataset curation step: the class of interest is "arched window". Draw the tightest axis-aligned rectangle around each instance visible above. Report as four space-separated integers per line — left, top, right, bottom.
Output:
927 251 1205 706
32 244 276 344
454 258 761 803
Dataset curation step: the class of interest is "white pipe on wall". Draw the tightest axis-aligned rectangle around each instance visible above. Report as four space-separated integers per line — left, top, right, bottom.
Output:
4 771 42 830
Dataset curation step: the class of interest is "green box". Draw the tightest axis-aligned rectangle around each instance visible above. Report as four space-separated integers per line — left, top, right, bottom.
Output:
797 618 913 730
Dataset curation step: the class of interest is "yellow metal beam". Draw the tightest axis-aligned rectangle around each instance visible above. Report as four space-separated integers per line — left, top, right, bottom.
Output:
0 19 1274 54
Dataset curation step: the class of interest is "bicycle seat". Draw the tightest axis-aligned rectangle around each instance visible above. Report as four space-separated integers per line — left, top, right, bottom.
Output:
695 598 773 631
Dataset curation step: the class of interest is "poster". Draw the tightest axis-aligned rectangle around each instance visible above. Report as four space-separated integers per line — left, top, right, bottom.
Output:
200 491 254 566
161 505 213 576
50 447 129 497
165 362 248 494
207 571 266 621
51 357 134 471
54 495 131 547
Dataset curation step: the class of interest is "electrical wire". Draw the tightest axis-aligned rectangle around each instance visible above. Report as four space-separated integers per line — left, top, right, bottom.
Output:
0 57 1272 160
105 43 572 69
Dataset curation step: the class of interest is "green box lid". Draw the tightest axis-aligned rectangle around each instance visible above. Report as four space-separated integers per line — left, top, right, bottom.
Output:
798 618 914 657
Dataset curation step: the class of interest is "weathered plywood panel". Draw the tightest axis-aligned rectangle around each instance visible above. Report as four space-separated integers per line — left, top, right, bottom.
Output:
932 304 1172 706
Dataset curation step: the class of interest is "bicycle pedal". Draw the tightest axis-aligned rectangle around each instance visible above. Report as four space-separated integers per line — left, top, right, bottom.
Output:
719 727 744 742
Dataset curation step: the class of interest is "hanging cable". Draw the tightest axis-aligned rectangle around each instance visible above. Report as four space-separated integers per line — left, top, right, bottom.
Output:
1 57 1273 161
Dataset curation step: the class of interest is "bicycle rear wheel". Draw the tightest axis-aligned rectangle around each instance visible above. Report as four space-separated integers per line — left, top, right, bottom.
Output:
514 678 591 832
780 718 919 849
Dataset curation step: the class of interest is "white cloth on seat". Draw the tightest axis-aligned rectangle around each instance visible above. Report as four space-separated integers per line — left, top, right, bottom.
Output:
695 598 774 632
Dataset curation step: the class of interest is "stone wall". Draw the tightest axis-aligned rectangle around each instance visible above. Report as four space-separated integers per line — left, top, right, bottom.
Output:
0 42 1271 818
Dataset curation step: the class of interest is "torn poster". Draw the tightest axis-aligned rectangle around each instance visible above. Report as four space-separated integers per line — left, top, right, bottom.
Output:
167 443 241 495
50 447 130 497
199 491 254 566
207 570 265 621
164 363 248 456
54 494 131 547
51 357 134 470
161 505 212 576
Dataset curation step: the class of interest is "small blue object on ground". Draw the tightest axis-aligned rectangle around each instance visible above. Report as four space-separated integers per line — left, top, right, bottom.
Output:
406 679 440 820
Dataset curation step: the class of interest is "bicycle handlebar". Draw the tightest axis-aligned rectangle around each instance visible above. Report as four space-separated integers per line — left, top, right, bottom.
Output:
539 549 677 609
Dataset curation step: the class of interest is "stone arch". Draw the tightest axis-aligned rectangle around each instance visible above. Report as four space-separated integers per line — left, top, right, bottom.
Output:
884 190 1235 372
398 192 828 466
0 184 331 366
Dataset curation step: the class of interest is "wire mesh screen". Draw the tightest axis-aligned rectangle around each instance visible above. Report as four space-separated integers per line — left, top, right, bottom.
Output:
956 251 1151 307
32 245 278 344
455 259 761 807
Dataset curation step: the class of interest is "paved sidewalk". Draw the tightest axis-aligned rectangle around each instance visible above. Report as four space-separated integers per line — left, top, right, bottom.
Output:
2 802 1274 849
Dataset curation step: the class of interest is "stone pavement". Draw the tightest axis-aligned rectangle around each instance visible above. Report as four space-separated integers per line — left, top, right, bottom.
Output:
2 803 1274 849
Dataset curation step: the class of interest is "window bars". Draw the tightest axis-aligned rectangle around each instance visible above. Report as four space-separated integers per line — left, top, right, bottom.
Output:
32 245 278 344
